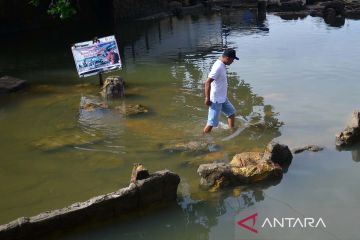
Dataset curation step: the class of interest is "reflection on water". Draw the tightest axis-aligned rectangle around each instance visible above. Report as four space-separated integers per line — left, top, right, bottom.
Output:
1 9 360 240
337 142 360 162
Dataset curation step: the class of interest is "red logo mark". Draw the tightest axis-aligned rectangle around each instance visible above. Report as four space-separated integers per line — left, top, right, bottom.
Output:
237 213 258 233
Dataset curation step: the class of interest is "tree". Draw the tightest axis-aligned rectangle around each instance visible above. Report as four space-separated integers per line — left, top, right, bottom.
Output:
29 0 76 19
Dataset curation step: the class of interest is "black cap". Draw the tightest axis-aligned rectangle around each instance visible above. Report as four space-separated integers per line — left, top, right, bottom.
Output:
223 49 239 60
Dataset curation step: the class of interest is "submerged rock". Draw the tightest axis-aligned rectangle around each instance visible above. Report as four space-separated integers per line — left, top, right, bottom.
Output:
114 104 149 116
197 141 292 191
0 76 26 94
80 96 108 112
161 139 219 154
336 111 360 148
292 145 324 154
80 96 148 117
182 151 228 166
33 132 103 152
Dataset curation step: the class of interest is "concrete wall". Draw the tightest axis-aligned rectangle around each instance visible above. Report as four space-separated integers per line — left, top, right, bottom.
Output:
0 170 180 240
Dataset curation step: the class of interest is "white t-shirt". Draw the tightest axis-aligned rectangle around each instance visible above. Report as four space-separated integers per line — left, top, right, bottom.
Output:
208 59 227 103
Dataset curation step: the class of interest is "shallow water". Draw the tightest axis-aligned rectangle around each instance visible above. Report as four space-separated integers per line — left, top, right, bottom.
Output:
1 10 360 240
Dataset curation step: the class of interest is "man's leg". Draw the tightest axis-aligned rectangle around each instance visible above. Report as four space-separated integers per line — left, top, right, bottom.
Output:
203 125 213 133
227 114 235 129
203 102 220 133
222 100 236 130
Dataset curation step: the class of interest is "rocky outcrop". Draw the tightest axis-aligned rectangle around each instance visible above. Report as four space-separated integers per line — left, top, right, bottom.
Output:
0 166 180 240
272 0 360 27
323 0 345 15
292 145 324 154
280 0 307 11
344 1 360 19
197 142 292 190
262 142 293 168
336 111 360 148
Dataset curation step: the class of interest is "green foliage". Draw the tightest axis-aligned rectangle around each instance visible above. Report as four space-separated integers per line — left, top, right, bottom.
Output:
29 0 76 19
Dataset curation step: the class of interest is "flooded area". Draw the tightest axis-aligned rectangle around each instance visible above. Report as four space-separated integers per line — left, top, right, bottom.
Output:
1 10 360 240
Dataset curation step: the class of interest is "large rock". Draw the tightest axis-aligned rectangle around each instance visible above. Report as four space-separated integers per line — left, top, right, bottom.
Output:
345 9 360 19
279 0 306 11
231 161 283 183
345 1 360 19
262 142 293 168
323 0 345 15
197 161 283 191
336 111 360 147
268 0 306 11
0 166 180 240
197 142 292 190
230 152 263 167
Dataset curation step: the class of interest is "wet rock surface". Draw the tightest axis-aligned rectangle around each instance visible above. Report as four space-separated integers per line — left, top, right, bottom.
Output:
114 104 149 116
32 131 104 152
0 166 180 240
100 76 125 99
292 145 324 154
161 139 220 154
262 142 293 168
197 142 292 190
80 96 109 111
336 111 360 147
0 76 26 94
80 96 149 116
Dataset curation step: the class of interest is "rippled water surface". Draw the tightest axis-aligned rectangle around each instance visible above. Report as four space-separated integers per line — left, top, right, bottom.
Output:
1 11 360 240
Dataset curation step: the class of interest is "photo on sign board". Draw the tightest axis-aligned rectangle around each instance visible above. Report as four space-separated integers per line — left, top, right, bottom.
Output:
71 35 122 77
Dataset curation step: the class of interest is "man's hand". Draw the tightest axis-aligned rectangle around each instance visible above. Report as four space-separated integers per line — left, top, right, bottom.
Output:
204 97 211 106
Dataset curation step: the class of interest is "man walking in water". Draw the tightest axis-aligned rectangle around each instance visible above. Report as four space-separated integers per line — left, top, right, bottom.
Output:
203 49 238 133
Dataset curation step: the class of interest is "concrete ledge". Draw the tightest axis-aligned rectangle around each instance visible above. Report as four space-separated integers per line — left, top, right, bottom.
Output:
0 169 180 240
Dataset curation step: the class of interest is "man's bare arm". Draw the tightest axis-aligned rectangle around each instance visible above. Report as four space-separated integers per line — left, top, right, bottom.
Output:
204 78 214 106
